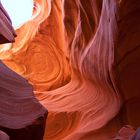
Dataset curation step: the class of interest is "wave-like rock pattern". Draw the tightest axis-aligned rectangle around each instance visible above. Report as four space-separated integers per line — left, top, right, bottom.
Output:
1 0 140 139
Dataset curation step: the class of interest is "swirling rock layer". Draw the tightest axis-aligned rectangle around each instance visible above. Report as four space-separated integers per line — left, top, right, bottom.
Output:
0 0 140 139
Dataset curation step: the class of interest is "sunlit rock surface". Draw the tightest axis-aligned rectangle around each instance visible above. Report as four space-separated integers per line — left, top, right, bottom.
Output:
0 0 140 139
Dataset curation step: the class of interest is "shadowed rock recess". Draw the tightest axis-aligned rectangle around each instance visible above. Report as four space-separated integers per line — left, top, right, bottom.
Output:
0 0 140 140
0 1 48 140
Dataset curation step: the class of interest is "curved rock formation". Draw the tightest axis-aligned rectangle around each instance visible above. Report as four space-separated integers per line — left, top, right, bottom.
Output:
0 2 48 140
0 0 140 139
0 2 16 44
0 130 9 140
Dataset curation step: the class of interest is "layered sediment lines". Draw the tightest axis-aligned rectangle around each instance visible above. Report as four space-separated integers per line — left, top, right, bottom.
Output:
1 0 139 139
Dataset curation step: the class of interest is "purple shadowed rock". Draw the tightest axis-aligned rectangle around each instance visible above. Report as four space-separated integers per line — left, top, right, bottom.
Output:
0 2 48 140
0 130 9 140
131 128 140 140
0 1 16 44
115 125 135 140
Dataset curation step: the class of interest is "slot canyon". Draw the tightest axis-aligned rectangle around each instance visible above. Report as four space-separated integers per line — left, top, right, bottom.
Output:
0 0 140 140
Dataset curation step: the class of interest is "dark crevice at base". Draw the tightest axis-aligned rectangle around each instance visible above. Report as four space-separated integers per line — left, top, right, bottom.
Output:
0 112 48 140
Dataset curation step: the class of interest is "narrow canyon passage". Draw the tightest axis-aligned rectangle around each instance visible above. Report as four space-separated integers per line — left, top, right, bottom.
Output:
0 0 140 140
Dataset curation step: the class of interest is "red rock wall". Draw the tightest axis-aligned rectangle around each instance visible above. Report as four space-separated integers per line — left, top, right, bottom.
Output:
115 0 140 128
0 0 140 139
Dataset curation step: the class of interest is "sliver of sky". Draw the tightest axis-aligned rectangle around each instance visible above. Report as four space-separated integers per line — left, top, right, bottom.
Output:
1 0 33 29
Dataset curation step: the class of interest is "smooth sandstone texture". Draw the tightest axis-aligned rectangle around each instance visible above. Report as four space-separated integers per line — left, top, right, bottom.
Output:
0 2 16 44
0 113 47 140
0 130 9 140
115 0 140 128
0 60 47 129
0 0 139 140
0 3 48 140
